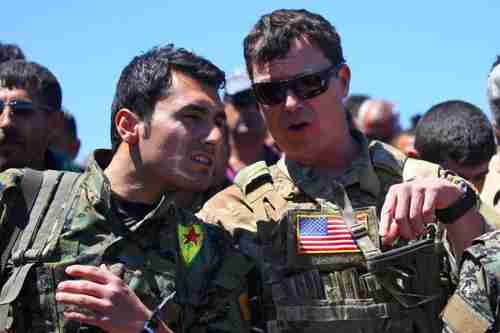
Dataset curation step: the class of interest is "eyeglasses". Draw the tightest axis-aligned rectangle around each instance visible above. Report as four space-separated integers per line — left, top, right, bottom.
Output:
226 89 257 108
252 63 344 107
0 100 54 115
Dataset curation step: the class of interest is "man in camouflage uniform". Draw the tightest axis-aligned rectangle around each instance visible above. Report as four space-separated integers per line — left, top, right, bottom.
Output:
199 9 498 333
0 45 252 332
441 230 500 332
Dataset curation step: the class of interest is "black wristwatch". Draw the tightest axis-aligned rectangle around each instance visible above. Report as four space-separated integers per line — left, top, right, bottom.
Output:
142 291 176 333
435 180 477 224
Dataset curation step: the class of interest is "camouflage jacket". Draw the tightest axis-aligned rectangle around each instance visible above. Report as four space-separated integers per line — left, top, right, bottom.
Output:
441 230 500 333
0 149 252 333
199 132 499 333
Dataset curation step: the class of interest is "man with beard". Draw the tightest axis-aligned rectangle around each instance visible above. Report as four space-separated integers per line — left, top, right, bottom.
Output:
0 45 251 333
224 69 279 181
0 60 75 171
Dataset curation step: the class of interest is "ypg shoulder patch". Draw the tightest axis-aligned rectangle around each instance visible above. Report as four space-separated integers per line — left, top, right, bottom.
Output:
178 223 204 266
296 213 363 254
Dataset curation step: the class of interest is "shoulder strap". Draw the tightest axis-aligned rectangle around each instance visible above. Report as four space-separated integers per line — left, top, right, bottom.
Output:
10 170 63 263
12 171 81 263
234 161 287 222
369 141 406 177
0 169 43 274
234 161 272 197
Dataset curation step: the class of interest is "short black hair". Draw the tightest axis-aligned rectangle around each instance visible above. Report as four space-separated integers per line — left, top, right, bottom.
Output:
110 44 225 153
0 60 62 111
415 100 495 166
243 9 345 81
0 42 25 63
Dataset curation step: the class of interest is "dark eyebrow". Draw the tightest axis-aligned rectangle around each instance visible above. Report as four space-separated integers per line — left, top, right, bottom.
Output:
179 104 210 115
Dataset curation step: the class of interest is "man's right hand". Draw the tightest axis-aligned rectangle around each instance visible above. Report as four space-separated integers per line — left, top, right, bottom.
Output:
55 264 173 333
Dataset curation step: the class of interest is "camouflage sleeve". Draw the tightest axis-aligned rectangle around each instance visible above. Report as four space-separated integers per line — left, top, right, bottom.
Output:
197 185 258 235
441 257 495 333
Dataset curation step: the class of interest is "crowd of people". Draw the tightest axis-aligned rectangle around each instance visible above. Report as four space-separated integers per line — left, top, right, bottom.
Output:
0 8 500 333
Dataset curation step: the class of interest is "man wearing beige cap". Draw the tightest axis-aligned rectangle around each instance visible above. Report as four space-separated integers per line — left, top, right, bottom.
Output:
223 69 279 180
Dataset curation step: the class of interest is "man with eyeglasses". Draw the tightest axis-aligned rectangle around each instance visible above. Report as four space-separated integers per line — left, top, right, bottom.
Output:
224 69 279 181
0 60 76 172
199 9 499 333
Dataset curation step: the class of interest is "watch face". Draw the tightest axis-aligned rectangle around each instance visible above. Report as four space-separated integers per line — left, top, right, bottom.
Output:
458 180 469 195
143 319 159 333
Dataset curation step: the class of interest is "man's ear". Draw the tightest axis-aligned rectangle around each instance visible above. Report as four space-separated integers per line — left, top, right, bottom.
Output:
115 109 140 145
337 64 351 98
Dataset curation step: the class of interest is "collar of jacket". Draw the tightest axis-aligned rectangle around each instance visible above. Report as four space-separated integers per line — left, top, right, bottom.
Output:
84 149 178 231
278 129 381 200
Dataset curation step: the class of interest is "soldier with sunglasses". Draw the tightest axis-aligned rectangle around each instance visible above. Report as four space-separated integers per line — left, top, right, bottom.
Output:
199 9 499 333
223 69 279 181
0 60 78 172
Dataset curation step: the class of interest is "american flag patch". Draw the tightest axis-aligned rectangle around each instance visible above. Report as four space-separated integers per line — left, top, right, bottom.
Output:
296 215 360 254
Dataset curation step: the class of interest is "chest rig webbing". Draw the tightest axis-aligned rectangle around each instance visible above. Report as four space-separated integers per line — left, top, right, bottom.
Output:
0 169 83 332
0 169 251 333
234 159 446 333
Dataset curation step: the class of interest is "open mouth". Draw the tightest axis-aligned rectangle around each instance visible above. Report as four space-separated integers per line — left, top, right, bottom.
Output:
191 153 214 167
288 122 310 132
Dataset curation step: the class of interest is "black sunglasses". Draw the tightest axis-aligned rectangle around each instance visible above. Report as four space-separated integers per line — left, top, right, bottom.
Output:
252 63 344 107
227 89 257 108
0 100 53 115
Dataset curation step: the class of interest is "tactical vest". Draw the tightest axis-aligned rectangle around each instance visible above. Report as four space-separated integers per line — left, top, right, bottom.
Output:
0 169 251 333
233 143 447 333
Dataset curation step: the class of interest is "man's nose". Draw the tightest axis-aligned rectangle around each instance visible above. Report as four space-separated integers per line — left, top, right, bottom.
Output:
205 124 223 145
283 89 303 112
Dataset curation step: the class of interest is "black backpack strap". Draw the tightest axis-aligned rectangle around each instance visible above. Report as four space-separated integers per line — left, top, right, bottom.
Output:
0 169 43 275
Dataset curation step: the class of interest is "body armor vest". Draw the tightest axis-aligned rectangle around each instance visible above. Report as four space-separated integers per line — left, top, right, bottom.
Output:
234 148 449 333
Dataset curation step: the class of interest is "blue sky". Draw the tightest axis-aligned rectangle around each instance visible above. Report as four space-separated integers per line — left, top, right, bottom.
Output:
3 1 499 162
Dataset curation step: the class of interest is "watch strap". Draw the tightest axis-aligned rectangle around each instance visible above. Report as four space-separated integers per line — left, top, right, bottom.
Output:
435 181 477 224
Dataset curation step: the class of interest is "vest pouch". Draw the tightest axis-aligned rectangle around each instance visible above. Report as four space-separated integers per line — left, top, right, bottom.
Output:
366 239 444 333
